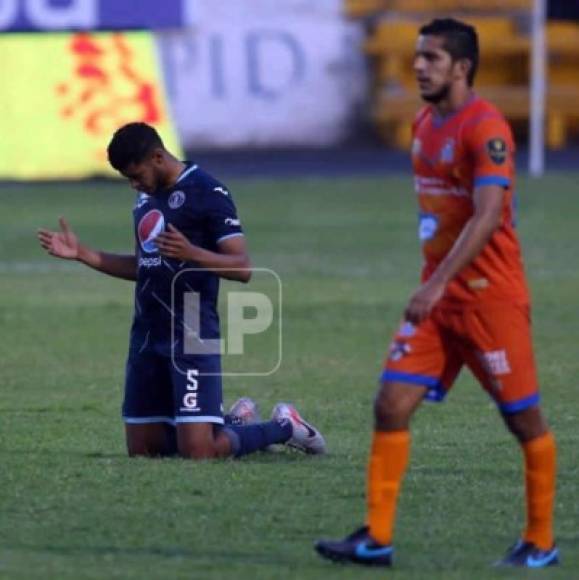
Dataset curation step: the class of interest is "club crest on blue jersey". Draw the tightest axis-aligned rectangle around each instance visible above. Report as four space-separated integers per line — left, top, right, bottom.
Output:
138 209 165 253
168 190 186 209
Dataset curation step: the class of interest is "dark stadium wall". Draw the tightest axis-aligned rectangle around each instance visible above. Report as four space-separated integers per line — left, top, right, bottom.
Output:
548 0 579 21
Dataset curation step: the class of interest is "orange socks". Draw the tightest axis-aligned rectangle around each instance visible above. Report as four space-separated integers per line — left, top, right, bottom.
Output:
522 431 557 550
366 430 410 545
366 429 556 549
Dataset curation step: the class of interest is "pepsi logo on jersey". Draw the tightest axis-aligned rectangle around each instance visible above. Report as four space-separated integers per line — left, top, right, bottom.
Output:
138 210 165 253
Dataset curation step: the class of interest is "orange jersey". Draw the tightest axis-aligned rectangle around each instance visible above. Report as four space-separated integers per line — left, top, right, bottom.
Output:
412 95 529 305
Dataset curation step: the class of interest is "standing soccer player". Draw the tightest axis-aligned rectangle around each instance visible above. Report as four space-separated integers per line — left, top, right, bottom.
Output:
315 19 558 568
38 122 325 460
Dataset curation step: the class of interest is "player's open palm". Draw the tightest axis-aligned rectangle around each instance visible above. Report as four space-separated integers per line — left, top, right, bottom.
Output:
37 217 80 260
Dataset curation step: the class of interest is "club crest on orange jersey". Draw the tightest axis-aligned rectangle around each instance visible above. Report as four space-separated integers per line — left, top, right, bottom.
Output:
486 138 507 165
440 138 455 163
412 138 422 157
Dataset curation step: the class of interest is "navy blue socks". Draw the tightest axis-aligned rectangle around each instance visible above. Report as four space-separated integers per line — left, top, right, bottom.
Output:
222 420 292 457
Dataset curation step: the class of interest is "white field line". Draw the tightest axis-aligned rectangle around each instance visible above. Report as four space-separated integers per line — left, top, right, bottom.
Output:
0 261 82 273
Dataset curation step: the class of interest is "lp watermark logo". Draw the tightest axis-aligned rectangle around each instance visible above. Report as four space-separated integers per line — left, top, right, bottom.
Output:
171 268 282 376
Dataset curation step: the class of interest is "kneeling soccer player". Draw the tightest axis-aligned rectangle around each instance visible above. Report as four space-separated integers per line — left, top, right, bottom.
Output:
315 19 557 568
38 122 325 460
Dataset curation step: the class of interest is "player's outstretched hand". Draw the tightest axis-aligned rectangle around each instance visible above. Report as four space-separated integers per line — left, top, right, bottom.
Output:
404 279 445 324
156 224 196 261
37 217 80 260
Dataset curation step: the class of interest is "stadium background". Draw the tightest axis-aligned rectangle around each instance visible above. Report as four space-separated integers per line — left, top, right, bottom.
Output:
1 1 578 578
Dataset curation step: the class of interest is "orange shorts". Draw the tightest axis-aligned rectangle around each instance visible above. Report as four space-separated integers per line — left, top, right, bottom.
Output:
381 303 539 414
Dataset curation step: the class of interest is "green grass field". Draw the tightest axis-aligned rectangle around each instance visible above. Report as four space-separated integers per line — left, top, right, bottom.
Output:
1 174 578 579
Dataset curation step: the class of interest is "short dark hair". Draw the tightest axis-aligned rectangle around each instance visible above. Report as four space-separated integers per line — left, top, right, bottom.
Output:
419 18 479 86
107 122 164 171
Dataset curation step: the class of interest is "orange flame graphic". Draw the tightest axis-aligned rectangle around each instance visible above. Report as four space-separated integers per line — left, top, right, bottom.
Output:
56 32 162 139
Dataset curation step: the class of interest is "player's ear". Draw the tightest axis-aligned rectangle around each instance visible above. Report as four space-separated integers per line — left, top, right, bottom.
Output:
151 148 165 166
454 58 471 82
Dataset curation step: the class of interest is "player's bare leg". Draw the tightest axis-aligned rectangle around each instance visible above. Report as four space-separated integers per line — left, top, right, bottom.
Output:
502 405 548 442
495 405 559 567
374 381 427 431
177 423 232 459
316 381 426 566
126 400 323 461
176 412 323 460
125 423 176 457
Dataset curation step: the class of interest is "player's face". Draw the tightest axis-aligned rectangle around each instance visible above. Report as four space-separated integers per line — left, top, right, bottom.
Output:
122 151 164 194
414 35 456 103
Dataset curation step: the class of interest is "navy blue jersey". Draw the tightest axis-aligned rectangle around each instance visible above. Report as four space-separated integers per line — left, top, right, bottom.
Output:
130 164 243 356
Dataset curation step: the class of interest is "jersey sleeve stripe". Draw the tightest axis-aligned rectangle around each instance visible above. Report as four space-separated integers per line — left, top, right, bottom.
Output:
217 232 245 243
474 175 511 188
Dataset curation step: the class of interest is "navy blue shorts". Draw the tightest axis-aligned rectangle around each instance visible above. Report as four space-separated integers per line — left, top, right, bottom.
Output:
122 351 224 426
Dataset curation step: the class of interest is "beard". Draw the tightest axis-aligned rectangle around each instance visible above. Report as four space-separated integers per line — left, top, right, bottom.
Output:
152 169 166 193
421 82 451 104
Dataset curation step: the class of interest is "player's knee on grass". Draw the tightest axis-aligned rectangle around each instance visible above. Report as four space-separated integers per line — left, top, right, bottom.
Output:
176 423 232 460
373 381 425 431
178 443 217 460
125 423 171 458
502 405 548 443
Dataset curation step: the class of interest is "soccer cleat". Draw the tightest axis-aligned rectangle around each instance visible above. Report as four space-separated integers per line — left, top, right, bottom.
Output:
271 402 326 454
494 539 559 568
226 397 261 426
315 526 393 567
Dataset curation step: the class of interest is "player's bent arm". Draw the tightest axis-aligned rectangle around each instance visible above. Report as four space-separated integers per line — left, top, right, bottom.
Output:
155 225 251 282
77 246 138 281
187 235 252 283
428 184 505 287
37 217 137 281
404 185 505 323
